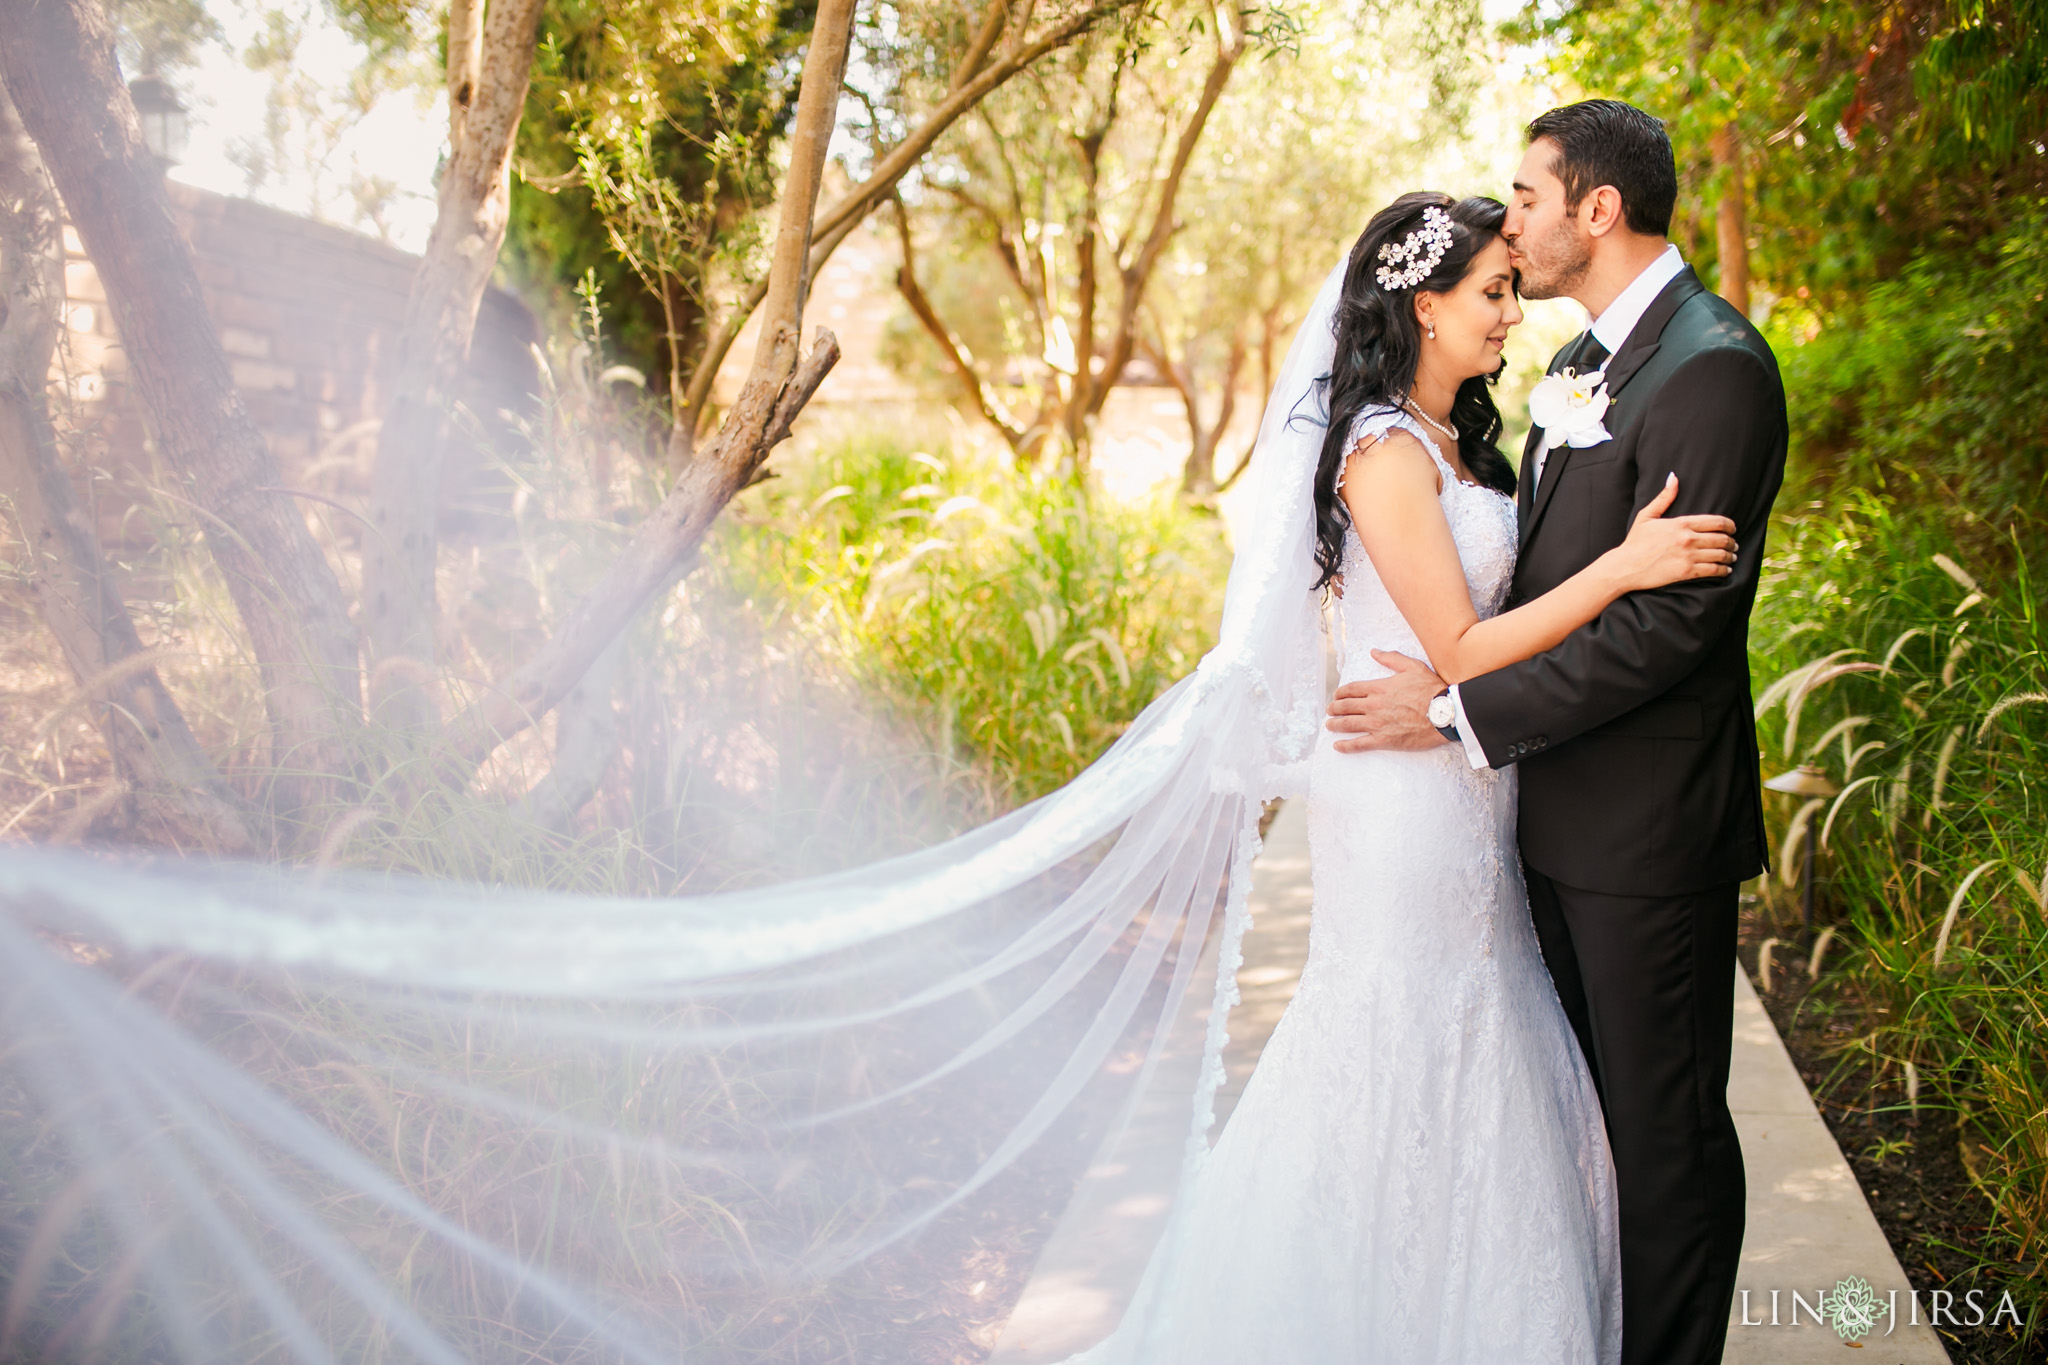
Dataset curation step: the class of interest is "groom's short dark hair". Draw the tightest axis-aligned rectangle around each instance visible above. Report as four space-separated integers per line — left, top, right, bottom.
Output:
1526 100 1676 238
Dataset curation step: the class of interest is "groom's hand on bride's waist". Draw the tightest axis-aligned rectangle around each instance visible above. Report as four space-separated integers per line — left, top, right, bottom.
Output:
1326 651 1449 752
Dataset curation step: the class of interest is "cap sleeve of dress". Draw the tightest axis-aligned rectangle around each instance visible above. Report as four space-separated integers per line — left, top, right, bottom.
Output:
1333 406 1451 496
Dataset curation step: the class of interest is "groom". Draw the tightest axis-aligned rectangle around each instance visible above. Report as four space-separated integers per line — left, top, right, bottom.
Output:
1327 100 1787 1365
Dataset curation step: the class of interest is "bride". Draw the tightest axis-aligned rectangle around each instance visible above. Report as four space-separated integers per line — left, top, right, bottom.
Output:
1066 192 1735 1364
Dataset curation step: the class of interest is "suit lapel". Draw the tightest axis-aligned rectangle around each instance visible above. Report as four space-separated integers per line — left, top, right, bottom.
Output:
1598 267 1703 401
1517 412 1546 525
1522 444 1576 551
1518 267 1708 554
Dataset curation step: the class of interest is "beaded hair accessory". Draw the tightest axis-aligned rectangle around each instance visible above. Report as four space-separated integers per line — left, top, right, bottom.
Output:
1374 205 1455 290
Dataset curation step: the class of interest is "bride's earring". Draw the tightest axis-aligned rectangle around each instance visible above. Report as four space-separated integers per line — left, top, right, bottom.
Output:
1425 320 1436 340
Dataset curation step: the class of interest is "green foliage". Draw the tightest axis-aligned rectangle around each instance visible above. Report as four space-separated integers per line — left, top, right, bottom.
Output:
887 5 1241 455
1516 0 2048 303
1136 0 1451 482
1771 205 2048 527
711 429 1232 808
1917 0 2048 163
1753 489 2048 1293
107 0 222 72
505 0 814 391
317 0 427 57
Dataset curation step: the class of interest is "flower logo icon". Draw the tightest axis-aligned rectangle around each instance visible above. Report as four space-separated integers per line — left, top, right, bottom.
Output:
1825 1275 1882 1342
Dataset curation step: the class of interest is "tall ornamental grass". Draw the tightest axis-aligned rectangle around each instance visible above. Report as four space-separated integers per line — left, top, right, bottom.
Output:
711 428 1231 813
1751 488 2048 1297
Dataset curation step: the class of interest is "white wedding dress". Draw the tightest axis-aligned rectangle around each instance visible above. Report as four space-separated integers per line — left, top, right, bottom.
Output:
1072 409 1623 1365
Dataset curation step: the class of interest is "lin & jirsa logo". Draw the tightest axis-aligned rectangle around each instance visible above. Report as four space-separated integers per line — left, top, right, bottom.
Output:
1736 1273 2025 1344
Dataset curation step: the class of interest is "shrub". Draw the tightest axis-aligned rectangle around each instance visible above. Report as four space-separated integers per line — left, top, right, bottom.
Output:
710 428 1231 812
1769 205 2048 536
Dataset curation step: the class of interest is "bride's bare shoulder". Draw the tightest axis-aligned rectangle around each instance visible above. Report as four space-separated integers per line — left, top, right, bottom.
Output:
1341 424 1441 494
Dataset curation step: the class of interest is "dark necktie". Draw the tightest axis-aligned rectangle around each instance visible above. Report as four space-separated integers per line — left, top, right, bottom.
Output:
1570 331 1611 375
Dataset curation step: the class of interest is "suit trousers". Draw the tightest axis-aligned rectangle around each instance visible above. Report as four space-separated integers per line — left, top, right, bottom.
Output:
1523 867 1746 1365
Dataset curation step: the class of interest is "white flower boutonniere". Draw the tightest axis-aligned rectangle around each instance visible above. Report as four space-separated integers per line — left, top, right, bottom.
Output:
1529 366 1613 456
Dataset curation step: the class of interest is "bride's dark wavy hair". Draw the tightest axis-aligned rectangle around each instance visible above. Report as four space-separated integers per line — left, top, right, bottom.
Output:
1308 192 1517 590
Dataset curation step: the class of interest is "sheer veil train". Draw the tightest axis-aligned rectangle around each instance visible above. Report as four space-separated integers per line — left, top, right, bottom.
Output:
0 260 1351 1361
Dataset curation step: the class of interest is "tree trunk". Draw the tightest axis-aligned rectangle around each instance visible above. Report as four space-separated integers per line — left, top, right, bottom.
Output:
1176 388 1217 498
1209 305 1280 496
1086 9 1241 428
1065 126 1105 452
514 638 620 830
0 0 360 820
446 0 484 145
1165 336 1242 499
444 0 857 776
891 195 1026 447
950 0 1009 93
658 272 706 455
666 208 861 467
360 0 546 725
674 0 1134 434
1712 121 1750 316
0 76 251 852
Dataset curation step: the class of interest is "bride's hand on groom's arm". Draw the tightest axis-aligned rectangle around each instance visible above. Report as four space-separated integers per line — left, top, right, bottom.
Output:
1326 652 1448 752
1597 473 1739 594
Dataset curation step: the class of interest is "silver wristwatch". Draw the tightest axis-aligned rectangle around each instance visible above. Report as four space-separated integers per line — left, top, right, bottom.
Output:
1427 689 1460 743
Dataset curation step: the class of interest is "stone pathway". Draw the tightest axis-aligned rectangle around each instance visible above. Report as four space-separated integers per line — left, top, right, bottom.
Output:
990 799 1950 1364
1724 961 1950 1362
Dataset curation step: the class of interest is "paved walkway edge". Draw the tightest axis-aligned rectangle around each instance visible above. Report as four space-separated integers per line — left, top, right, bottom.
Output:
990 801 1950 1363
1725 962 1950 1361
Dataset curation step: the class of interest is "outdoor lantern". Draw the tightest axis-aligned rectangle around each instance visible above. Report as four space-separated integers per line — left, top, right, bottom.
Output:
128 75 189 167
1765 762 1841 935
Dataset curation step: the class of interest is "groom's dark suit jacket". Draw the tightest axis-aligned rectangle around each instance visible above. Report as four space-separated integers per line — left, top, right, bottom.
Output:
1459 267 1787 896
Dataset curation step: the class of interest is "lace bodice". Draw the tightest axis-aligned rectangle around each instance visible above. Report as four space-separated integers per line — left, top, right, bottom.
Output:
1331 408 1518 685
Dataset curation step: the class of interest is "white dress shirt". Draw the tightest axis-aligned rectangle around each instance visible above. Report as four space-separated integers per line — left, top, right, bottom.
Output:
1448 244 1687 771
1526 244 1685 495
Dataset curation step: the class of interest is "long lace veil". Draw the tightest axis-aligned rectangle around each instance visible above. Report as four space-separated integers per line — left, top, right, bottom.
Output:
0 260 1346 1362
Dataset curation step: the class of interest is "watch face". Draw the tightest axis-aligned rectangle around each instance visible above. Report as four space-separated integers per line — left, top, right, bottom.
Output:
1428 694 1455 727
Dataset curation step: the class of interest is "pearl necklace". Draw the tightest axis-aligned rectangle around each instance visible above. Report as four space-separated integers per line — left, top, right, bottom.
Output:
1403 397 1483 488
1403 398 1459 446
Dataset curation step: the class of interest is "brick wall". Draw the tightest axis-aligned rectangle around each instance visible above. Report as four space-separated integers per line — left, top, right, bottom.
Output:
57 182 540 543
